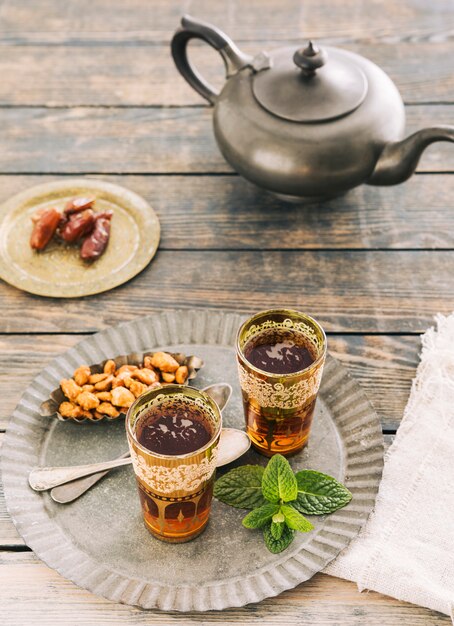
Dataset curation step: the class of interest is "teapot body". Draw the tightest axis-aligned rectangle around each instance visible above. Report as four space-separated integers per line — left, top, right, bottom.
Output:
172 16 454 202
213 46 405 200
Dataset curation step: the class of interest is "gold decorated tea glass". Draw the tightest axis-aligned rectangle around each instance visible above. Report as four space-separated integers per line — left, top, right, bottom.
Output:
236 309 326 457
126 384 222 543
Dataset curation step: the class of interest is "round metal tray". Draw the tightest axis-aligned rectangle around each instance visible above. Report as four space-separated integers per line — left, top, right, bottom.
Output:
2 310 383 611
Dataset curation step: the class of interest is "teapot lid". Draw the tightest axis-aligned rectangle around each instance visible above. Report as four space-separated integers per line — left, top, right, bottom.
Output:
252 42 368 123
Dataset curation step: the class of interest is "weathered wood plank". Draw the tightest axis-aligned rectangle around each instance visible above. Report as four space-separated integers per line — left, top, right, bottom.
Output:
0 42 452 106
1 0 453 44
0 251 452 334
0 106 453 173
0 334 418 431
0 551 448 625
1 174 454 249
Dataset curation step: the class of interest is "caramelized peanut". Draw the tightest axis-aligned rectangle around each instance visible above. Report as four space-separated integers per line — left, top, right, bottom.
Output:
89 373 108 384
117 364 138 375
111 386 135 408
59 401 83 419
161 372 175 383
150 351 179 373
60 378 82 402
73 365 91 386
97 402 120 418
175 365 189 384
127 379 148 398
94 375 114 391
111 376 126 389
96 391 112 402
143 355 156 371
103 359 116 375
76 391 100 411
132 368 159 385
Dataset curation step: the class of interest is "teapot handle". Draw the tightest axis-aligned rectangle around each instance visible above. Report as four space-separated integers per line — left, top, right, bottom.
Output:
171 15 253 105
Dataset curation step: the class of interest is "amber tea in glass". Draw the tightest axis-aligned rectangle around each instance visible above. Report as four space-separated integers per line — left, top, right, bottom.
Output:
126 384 222 543
236 309 326 457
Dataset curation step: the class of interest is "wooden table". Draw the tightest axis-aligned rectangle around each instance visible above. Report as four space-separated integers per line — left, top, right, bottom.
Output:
0 1 453 624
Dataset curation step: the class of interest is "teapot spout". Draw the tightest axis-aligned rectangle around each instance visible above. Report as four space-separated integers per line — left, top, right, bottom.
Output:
367 126 454 186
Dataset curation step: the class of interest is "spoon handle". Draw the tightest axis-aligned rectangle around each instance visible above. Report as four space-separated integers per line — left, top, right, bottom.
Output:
29 456 133 491
50 451 131 504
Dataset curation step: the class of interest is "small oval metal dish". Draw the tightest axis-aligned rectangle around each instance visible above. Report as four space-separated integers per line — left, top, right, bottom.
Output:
0 179 161 298
39 351 204 423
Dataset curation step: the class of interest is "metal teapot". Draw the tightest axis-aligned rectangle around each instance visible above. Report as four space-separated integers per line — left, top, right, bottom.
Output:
172 16 454 202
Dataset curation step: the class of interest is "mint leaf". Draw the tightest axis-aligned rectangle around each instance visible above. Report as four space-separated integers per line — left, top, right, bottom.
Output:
242 503 280 529
293 470 352 515
214 465 267 509
270 521 284 540
263 523 295 553
281 504 314 532
261 454 298 503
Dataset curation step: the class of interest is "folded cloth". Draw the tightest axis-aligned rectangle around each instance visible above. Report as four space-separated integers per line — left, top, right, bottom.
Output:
325 313 454 620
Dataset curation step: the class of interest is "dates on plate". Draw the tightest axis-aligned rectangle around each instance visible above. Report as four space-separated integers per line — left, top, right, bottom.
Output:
29 196 113 262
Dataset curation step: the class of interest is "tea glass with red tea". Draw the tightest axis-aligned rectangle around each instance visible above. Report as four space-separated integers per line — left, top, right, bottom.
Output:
236 309 326 457
126 384 222 543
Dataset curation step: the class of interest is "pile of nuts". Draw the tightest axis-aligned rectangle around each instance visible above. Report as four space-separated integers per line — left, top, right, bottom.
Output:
59 352 188 421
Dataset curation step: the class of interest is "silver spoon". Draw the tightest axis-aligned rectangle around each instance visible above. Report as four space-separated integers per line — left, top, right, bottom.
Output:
30 427 250 494
29 384 249 497
51 427 249 504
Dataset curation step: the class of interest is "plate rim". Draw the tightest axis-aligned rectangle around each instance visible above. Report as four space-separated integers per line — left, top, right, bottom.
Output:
0 177 160 298
1 309 384 611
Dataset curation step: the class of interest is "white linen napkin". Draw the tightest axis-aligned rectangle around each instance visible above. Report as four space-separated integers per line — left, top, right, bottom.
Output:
325 313 454 620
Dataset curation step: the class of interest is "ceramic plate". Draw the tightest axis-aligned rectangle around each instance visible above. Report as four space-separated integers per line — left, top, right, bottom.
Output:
0 179 160 297
2 310 384 611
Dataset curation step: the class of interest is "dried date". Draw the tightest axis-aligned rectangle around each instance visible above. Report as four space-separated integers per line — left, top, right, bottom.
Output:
64 196 95 215
30 207 61 250
93 209 113 221
80 216 111 261
60 209 95 243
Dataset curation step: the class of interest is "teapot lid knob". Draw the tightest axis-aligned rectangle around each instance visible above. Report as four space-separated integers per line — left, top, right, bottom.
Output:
293 41 328 76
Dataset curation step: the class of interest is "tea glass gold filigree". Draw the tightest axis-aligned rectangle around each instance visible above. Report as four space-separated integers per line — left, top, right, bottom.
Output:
236 309 326 457
126 384 222 543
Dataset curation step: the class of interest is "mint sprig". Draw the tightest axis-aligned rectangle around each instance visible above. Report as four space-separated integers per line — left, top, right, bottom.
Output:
261 453 298 503
293 469 353 515
263 524 295 554
215 454 352 554
214 465 267 509
242 503 280 528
